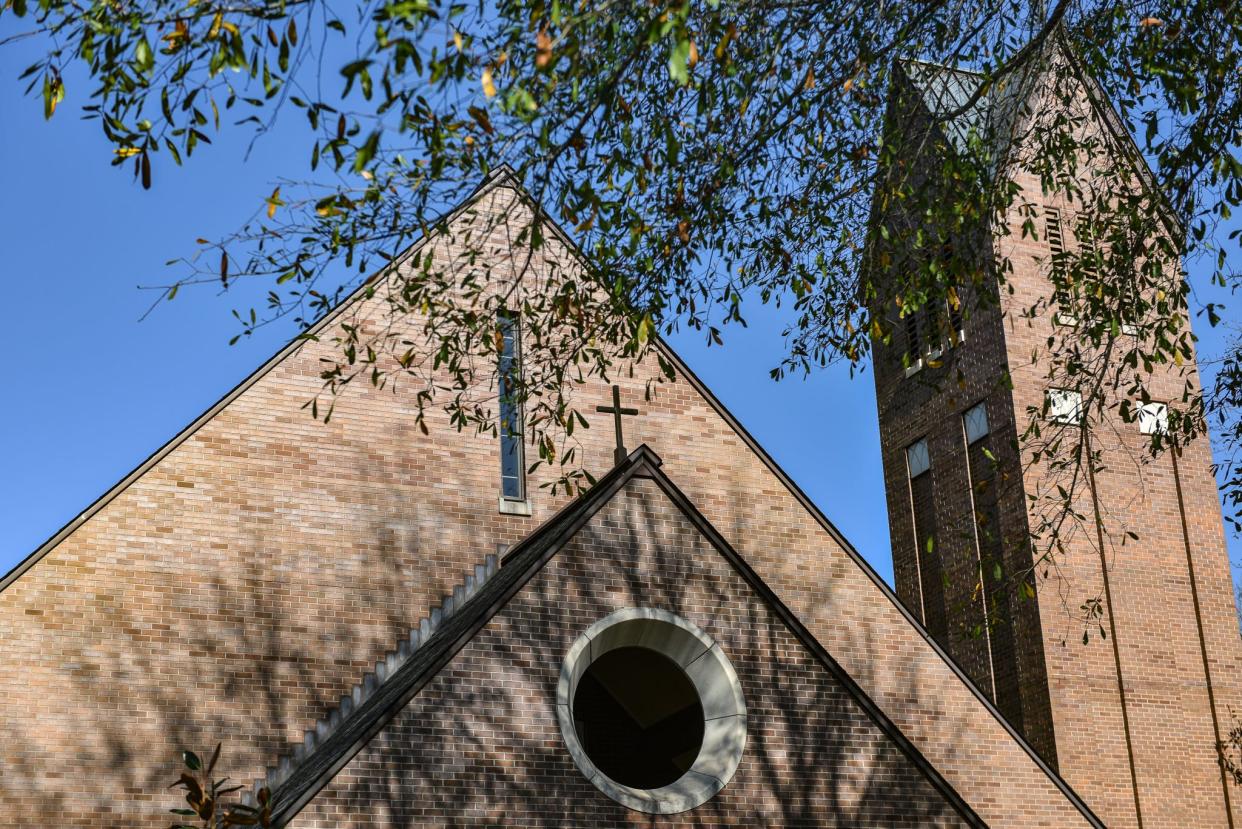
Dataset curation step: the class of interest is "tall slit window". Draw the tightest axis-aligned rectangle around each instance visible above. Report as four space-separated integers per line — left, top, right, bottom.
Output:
904 309 923 369
905 438 947 643
498 312 525 501
962 400 1025 731
1046 208 1077 326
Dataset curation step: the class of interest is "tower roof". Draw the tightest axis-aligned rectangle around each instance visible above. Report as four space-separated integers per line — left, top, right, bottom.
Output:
894 33 1181 236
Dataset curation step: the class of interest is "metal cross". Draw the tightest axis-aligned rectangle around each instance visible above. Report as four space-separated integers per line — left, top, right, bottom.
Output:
596 385 640 466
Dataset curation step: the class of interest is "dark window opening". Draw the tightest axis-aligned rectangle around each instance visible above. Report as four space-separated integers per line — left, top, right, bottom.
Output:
904 311 923 366
498 312 525 500
1044 207 1065 256
573 646 705 789
947 296 964 343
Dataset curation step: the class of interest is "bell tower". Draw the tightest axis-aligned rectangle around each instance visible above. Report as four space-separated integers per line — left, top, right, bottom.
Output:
870 50 1242 829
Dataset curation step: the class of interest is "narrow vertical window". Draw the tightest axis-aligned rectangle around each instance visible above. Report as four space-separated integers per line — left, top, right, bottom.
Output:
906 439 931 478
1046 208 1078 326
963 402 989 444
961 400 1025 731
904 311 923 369
1075 216 1101 281
1044 207 1065 256
498 312 525 501
905 439 946 642
947 296 964 344
939 242 964 346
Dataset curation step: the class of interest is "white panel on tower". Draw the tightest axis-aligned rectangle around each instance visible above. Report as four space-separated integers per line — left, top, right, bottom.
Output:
1047 388 1083 425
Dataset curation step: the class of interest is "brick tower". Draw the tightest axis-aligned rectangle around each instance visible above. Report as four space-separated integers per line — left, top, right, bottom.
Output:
871 49 1242 828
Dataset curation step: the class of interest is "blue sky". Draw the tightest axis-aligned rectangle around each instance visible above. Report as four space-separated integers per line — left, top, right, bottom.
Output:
0 41 891 581
1 38 1237 598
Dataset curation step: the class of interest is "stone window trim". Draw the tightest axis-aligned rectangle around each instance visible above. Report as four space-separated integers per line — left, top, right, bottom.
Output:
497 495 532 516
1053 311 1139 337
556 607 747 815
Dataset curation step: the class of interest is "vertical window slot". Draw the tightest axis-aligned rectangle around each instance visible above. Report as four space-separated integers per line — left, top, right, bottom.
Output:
498 312 525 501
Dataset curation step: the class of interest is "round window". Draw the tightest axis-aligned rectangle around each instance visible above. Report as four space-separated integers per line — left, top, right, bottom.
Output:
557 608 747 814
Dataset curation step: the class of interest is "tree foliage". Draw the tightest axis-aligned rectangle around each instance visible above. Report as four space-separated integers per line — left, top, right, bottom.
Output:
168 743 273 828
4 0 1242 628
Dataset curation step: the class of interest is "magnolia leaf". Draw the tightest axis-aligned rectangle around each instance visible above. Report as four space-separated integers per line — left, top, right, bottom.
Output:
266 186 282 219
636 313 653 346
135 38 154 73
535 29 552 69
668 38 690 85
41 73 64 119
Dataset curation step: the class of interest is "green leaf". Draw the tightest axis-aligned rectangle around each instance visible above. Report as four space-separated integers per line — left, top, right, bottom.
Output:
41 73 64 120
135 37 154 73
636 313 653 346
182 750 201 771
353 131 380 172
668 38 691 85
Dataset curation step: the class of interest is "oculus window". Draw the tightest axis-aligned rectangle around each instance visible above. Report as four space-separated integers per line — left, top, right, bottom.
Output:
557 608 746 814
573 647 704 788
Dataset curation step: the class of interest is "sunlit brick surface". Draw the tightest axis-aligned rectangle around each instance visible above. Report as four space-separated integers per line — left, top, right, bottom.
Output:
2 178 1094 827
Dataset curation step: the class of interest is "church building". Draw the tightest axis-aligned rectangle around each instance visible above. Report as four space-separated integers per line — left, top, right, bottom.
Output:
0 42 1237 828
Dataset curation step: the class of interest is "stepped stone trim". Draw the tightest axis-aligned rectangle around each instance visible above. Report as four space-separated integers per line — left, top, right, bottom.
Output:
243 554 499 805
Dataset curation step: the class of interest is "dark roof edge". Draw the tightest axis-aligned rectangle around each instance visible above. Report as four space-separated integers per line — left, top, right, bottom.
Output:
652 342 1105 828
0 167 523 595
269 445 663 827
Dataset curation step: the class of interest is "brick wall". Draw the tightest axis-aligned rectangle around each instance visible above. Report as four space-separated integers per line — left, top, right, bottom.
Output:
873 60 1242 828
292 475 1083 827
1 176 1093 828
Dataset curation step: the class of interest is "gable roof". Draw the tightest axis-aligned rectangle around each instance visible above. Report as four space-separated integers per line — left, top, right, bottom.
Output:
2 164 862 596
897 32 1182 238
6 166 1103 827
264 444 995 827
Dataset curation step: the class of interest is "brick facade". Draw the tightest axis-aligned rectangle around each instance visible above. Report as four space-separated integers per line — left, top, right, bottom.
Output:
291 472 1034 827
1 173 1095 827
873 57 1242 828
